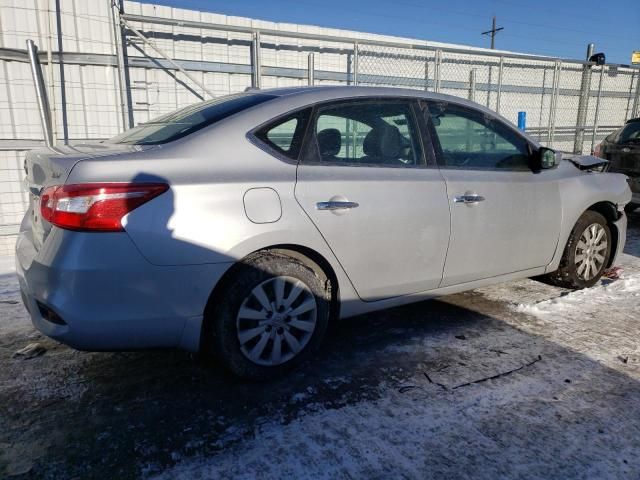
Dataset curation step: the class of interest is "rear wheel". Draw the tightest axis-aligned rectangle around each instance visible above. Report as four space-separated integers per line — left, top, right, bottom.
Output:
540 210 611 289
206 251 331 380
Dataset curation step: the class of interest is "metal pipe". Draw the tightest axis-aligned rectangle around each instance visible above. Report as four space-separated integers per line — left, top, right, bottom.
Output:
434 49 442 93
26 40 53 147
353 42 358 85
496 56 504 113
307 52 315 86
110 0 133 129
574 43 595 153
468 69 476 102
590 65 606 154
121 17 215 99
251 32 261 89
40 0 57 143
547 60 561 147
633 73 640 118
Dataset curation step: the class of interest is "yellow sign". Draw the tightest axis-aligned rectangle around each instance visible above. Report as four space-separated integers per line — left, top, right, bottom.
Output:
633 51 640 64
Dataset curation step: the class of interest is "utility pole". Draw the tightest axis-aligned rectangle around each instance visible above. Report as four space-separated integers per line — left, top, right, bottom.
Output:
482 16 503 49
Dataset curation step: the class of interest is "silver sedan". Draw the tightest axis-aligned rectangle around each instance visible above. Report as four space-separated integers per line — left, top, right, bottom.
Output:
15 86 631 379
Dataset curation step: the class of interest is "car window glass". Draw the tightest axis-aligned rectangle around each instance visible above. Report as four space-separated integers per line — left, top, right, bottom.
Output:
618 122 640 143
312 102 422 166
108 94 276 145
428 103 530 170
254 108 311 160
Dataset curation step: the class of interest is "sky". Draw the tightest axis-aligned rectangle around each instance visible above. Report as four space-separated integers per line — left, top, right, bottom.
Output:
140 0 640 65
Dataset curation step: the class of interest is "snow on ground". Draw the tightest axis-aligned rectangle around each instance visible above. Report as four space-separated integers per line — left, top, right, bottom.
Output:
2 218 640 479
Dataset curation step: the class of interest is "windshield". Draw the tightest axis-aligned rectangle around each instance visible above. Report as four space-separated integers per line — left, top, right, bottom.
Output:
618 122 640 143
108 93 276 145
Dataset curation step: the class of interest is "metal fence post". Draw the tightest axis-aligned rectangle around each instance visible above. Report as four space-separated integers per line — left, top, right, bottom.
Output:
251 32 261 89
110 0 133 130
574 44 594 153
468 69 476 102
547 60 562 147
307 52 315 86
26 40 54 147
434 49 442 93
590 65 606 154
496 56 504 114
353 42 359 85
633 73 640 118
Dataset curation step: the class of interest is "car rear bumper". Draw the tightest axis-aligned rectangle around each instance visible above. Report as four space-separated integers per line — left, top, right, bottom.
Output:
15 224 233 352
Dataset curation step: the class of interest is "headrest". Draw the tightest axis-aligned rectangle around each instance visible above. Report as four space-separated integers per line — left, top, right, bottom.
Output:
317 128 341 157
363 125 402 159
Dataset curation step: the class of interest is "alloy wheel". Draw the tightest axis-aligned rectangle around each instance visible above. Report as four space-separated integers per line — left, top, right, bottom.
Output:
574 223 608 281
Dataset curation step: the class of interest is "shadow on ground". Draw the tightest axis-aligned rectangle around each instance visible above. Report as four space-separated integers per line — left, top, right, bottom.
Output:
1 215 639 479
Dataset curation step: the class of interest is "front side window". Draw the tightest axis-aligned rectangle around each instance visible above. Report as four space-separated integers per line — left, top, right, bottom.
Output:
309 101 423 167
108 93 276 145
427 102 531 170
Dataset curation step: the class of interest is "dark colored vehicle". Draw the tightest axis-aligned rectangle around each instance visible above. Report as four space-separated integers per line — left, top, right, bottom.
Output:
595 118 640 211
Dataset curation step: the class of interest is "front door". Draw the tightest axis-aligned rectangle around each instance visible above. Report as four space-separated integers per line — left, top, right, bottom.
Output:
424 100 562 287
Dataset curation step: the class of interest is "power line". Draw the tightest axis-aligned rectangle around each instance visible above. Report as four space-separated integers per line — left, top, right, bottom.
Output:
482 16 504 49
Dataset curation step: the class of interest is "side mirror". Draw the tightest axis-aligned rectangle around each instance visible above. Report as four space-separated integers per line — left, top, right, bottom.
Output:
531 147 558 172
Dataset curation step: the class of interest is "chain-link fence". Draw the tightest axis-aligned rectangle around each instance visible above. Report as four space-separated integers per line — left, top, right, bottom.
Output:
0 0 639 254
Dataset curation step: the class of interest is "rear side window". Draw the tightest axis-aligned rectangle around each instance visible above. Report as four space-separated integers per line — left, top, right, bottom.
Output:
108 93 276 145
254 108 311 160
308 100 423 167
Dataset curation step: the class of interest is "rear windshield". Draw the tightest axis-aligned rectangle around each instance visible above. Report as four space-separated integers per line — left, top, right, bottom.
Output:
108 93 276 145
618 122 640 143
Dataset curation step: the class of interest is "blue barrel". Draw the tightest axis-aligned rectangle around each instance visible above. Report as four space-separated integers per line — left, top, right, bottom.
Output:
517 111 526 131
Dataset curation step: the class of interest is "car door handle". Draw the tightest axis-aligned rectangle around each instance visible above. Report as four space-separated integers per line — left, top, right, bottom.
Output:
453 194 485 204
316 201 360 211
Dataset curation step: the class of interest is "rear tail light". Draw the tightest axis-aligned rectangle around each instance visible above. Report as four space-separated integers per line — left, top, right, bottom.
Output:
593 142 603 158
40 183 168 232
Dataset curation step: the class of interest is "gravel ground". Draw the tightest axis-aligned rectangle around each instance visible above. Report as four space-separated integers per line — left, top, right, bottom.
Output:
1 212 640 479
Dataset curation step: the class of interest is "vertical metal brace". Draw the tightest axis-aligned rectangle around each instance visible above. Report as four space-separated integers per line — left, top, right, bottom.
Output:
547 60 562 147
496 56 504 114
468 69 476 102
424 52 429 91
434 49 442 93
633 72 640 119
590 65 606 154
307 52 315 86
26 40 54 147
352 42 359 85
110 0 133 130
251 32 261 89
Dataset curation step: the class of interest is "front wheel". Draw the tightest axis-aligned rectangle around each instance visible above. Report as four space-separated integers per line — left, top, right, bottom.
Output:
540 211 612 289
206 251 331 380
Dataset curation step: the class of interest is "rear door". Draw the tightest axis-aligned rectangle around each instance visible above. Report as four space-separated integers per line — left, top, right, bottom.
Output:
423 100 562 287
294 98 450 301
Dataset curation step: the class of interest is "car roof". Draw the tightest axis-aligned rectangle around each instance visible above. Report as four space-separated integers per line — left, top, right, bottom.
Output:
254 85 502 121
626 117 640 124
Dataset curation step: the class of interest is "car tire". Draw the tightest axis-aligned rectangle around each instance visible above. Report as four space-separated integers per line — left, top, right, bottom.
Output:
206 251 332 380
540 210 612 289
